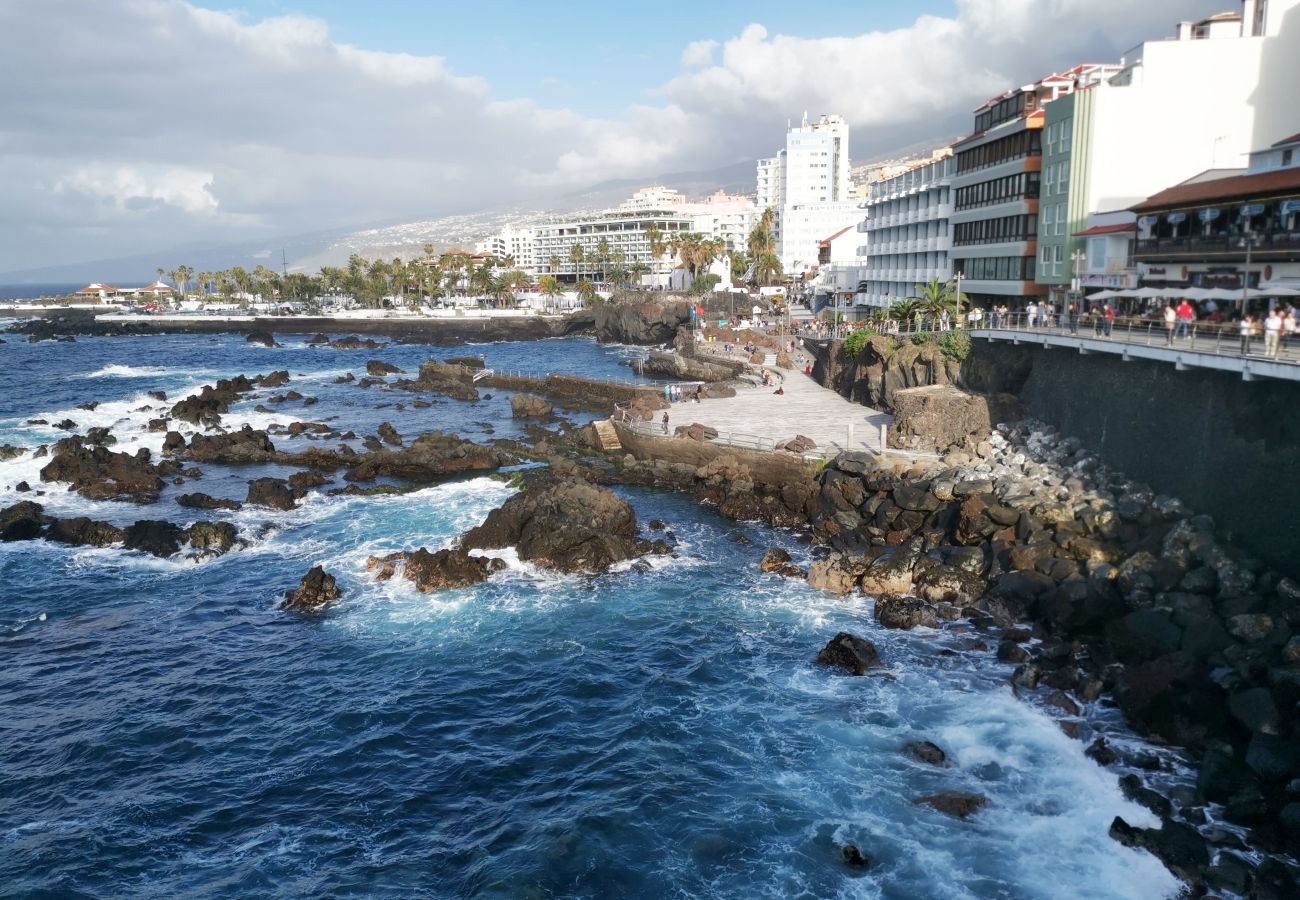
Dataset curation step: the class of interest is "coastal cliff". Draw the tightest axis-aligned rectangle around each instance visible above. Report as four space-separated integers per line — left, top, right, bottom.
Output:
593 296 691 345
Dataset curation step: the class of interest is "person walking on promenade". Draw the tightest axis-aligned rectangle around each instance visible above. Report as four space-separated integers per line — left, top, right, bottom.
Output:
1240 314 1256 355
1092 305 1103 336
1283 306 1296 354
1175 299 1195 339
1068 302 1079 334
1103 304 1115 338
661 410 670 434
1163 303 1177 345
1026 300 1039 328
1264 308 1283 358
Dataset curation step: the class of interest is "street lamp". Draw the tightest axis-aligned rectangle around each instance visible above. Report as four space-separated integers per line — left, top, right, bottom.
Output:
1238 231 1256 319
1071 249 1085 331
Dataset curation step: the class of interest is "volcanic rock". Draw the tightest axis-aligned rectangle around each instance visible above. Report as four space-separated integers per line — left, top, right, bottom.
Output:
875 595 938 630
0 501 46 541
122 520 186 557
366 360 405 376
906 741 948 766
39 440 164 503
245 477 296 510
282 565 341 611
914 792 987 819
814 632 883 675
47 517 125 548
375 547 507 592
188 521 238 555
245 330 279 348
460 477 641 573
176 492 242 511
510 394 553 418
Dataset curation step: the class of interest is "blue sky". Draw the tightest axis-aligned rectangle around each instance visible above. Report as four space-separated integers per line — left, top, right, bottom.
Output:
190 0 949 115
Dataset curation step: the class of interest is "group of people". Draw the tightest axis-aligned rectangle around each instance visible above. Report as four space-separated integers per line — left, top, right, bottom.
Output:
1238 307 1297 358
662 383 704 404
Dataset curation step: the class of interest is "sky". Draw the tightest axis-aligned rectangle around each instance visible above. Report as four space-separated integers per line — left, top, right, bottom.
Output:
0 0 1226 275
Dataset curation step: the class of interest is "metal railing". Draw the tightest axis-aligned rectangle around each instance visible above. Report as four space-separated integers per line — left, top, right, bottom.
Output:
973 311 1300 364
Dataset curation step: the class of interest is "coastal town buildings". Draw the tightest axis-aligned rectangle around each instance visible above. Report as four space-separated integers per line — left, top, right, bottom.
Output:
532 207 694 285
474 224 535 271
1130 131 1300 295
855 154 956 308
1034 0 1299 307
948 72 1096 310
755 114 859 272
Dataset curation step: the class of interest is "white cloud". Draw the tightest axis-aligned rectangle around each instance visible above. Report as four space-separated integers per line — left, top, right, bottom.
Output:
56 164 220 216
0 0 1226 273
681 39 719 69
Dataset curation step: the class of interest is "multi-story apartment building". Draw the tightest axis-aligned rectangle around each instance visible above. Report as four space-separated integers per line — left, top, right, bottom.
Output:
474 224 536 271
532 208 694 284
1036 0 1298 306
755 113 854 272
949 72 1098 309
856 154 955 308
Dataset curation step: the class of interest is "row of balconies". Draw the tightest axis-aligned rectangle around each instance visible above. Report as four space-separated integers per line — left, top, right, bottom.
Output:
862 236 952 255
862 204 954 231
859 266 955 286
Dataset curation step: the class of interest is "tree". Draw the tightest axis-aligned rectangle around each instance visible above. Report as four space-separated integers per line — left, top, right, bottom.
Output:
752 253 782 288
538 274 563 311
628 261 650 287
569 243 585 282
747 209 781 287
577 279 599 307
596 237 611 284
689 273 721 295
645 225 665 261
548 254 562 276
730 250 751 281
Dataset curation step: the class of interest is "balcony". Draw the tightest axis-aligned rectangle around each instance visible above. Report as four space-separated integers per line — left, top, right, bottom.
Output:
1135 231 1300 259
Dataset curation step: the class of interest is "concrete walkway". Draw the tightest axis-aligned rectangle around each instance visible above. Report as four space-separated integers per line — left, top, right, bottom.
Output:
653 344 892 455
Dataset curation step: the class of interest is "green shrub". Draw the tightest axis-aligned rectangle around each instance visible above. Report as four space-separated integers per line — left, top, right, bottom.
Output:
841 328 873 359
910 332 930 346
937 329 971 361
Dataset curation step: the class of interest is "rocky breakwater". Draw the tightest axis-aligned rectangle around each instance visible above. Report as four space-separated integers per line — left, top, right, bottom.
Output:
366 476 671 594
802 423 1300 892
638 327 747 386
1 500 238 559
594 295 691 345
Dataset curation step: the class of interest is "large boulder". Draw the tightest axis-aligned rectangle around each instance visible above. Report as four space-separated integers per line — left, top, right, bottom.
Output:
815 632 883 675
47 517 125 548
282 565 341 611
245 477 296 510
122 520 186 557
176 492 242 511
914 792 987 819
186 426 276 464
888 385 1024 454
0 500 46 541
875 595 939 630
366 360 405 376
245 330 279 348
170 375 255 425
343 432 510 483
39 440 164 503
510 394 553 419
371 547 506 592
460 478 642 573
188 521 238 555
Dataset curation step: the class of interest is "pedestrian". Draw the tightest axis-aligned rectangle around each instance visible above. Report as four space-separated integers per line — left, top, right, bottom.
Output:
1175 298 1195 339
1239 314 1256 355
1163 303 1177 345
1068 302 1079 334
1103 304 1115 337
661 410 669 434
1264 308 1283 358
1283 306 1296 353
1026 301 1038 328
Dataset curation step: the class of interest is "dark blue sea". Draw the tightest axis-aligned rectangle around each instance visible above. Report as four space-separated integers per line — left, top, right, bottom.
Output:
0 330 1180 898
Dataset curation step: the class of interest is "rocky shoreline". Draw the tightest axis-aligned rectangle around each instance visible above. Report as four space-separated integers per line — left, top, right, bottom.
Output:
3 327 1297 894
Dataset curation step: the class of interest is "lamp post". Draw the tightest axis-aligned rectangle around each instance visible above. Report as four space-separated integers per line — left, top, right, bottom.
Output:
1239 232 1255 319
1071 249 1085 330
952 270 963 326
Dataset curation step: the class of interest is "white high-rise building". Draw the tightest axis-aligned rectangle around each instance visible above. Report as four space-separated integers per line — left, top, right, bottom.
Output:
475 224 535 271
756 113 855 271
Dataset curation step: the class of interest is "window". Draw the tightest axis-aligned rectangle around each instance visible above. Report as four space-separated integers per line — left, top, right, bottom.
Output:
1284 149 1294 167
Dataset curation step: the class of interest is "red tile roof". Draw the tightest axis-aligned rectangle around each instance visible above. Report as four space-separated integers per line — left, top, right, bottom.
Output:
1271 131 1300 148
1074 223 1136 237
1131 167 1300 212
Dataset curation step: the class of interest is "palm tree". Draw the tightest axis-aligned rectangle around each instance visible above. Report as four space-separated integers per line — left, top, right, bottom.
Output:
914 277 957 327
628 261 650 287
576 279 598 307
548 254 562 276
595 237 611 284
568 243 585 283
538 274 563 312
753 253 782 288
645 225 665 261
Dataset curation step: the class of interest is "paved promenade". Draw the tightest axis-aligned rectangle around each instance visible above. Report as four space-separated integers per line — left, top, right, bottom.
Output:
630 344 892 455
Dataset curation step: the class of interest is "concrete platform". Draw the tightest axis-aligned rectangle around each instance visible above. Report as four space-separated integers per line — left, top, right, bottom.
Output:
653 348 891 455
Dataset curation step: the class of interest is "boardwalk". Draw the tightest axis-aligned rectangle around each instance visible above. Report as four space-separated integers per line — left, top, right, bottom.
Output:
627 344 892 456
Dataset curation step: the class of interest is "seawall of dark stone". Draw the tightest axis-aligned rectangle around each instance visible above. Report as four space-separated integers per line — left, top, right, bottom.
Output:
962 343 1300 577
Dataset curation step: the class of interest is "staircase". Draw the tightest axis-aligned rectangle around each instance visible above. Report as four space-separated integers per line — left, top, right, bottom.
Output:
763 352 778 366
594 419 623 451
472 368 495 382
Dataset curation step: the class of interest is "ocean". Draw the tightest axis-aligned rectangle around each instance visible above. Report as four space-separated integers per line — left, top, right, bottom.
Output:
0 284 86 301
0 331 1181 898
